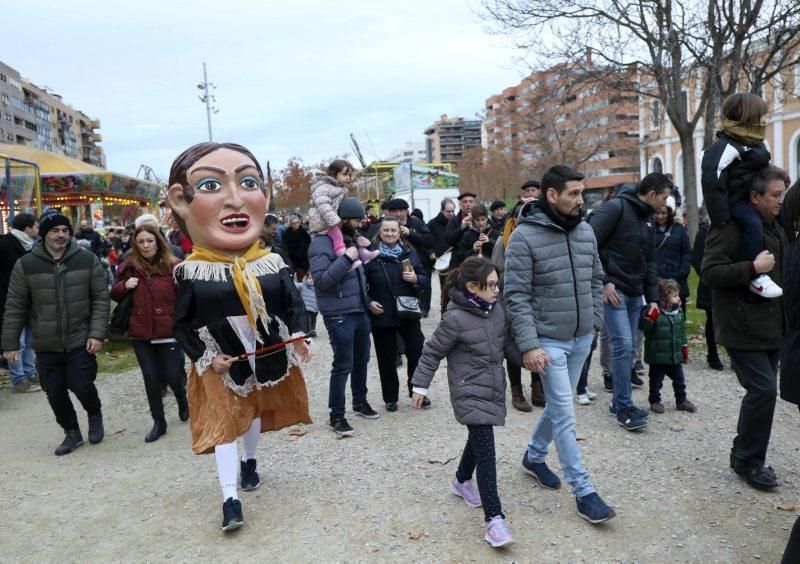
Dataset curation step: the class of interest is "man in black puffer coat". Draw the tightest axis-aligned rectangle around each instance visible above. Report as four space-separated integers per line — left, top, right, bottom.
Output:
588 173 671 431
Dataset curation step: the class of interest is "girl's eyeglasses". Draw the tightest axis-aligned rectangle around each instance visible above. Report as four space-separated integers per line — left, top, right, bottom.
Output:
487 282 499 290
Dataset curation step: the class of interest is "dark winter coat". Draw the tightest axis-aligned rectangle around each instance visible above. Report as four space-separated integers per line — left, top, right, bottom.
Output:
427 212 451 257
0 233 28 334
411 289 522 426
308 233 370 317
702 219 786 350
654 222 692 299
269 231 293 269
364 246 428 328
691 221 712 310
452 226 495 268
1 240 109 353
588 187 659 303
639 306 687 365
283 225 311 270
110 261 180 340
445 212 469 248
504 202 604 352
779 236 800 405
701 131 771 225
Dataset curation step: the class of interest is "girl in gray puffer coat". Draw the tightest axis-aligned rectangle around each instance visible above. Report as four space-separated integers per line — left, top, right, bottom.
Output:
411 257 522 548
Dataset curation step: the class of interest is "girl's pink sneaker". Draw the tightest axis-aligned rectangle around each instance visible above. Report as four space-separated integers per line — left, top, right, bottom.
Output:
358 247 380 264
450 477 482 508
484 516 514 548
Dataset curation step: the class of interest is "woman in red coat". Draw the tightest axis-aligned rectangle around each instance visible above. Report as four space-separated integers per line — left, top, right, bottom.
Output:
111 223 188 442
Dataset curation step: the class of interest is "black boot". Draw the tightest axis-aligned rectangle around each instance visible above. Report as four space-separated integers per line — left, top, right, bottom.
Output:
221 497 244 532
707 353 724 371
177 395 189 422
55 429 84 456
145 418 167 443
88 413 104 444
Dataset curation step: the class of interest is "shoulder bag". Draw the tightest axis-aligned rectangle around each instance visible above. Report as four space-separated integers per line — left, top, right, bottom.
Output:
379 260 422 321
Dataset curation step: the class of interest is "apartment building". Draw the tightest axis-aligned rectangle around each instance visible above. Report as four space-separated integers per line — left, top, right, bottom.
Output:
485 62 640 201
424 115 482 164
0 61 104 167
640 67 800 207
386 141 427 163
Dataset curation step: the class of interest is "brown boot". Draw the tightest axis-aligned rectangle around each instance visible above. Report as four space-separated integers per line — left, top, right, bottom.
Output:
531 381 546 408
511 385 533 412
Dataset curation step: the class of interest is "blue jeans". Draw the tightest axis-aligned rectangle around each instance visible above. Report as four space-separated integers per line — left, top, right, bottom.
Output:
527 332 595 497
323 312 371 420
8 327 36 385
605 292 643 411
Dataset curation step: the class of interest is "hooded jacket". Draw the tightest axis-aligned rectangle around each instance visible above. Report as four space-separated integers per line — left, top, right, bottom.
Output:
411 289 522 426
639 306 687 365
1 240 109 353
588 187 659 303
308 174 348 234
504 202 604 353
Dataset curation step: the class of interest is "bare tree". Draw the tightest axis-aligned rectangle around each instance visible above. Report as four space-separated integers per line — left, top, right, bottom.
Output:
456 146 531 201
481 0 800 239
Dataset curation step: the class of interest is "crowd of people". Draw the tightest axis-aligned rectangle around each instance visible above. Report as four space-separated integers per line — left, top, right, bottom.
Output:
1 92 799 553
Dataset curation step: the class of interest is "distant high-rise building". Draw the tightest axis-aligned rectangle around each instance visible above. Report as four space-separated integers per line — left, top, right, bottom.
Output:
0 60 105 167
424 115 482 164
385 141 427 163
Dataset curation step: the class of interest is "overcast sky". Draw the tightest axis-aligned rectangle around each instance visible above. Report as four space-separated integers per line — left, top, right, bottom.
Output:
6 0 526 180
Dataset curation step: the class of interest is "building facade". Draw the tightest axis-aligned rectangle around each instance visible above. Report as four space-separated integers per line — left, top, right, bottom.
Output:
485 62 640 203
385 141 427 163
0 61 104 167
640 68 800 207
424 115 482 164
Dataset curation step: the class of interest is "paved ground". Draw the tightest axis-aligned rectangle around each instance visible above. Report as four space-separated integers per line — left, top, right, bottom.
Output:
1 284 798 561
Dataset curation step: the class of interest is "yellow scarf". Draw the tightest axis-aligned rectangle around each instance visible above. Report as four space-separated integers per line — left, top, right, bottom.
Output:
185 242 270 337
720 119 766 147
502 216 517 248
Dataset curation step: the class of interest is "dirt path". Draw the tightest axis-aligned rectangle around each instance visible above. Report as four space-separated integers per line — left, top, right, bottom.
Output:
2 286 798 561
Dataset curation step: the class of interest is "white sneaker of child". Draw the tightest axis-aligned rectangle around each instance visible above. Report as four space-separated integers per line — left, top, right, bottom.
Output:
750 274 783 298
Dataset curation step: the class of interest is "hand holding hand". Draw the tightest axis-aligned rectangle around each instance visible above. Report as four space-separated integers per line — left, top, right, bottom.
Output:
602 283 621 307
3 350 20 364
125 277 139 289
753 250 775 274
411 393 425 409
211 354 235 374
523 348 552 374
369 301 384 315
345 247 359 261
401 271 418 284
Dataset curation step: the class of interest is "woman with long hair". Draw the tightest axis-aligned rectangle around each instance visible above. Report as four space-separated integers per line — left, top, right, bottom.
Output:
110 223 188 443
653 202 692 312
364 217 428 412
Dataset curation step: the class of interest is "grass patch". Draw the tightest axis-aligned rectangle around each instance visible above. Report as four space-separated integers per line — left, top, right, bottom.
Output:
97 338 139 373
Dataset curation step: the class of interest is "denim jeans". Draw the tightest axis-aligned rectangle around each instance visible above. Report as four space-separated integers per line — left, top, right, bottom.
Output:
8 327 36 385
527 332 595 497
576 331 598 396
605 292 643 411
323 312 371 420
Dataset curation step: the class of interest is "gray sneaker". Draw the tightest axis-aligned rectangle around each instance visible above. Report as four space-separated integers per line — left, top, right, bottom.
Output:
13 381 41 393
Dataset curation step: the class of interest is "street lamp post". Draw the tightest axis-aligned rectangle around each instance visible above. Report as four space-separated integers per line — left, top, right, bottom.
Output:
197 62 219 141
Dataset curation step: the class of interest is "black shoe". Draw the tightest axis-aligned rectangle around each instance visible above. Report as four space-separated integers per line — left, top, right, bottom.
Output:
421 396 431 409
708 355 724 371
144 419 167 443
609 403 649 419
386 402 398 412
353 401 380 419
734 464 779 491
616 409 647 431
221 497 244 532
55 429 84 456
240 459 261 491
88 414 104 444
330 417 355 436
177 396 190 422
630 373 644 389
603 374 613 393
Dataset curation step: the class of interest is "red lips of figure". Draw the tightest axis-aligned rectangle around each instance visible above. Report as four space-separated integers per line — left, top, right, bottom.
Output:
219 213 250 232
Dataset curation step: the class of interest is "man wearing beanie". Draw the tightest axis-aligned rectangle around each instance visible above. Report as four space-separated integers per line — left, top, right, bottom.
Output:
2 208 110 455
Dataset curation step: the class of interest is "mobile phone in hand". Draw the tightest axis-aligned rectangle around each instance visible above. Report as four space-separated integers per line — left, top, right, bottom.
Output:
402 259 412 272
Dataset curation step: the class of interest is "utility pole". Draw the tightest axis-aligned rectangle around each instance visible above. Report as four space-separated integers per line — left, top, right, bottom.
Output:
197 62 218 141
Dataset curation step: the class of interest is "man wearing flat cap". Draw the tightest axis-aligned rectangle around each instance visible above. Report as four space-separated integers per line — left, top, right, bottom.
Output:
445 192 478 250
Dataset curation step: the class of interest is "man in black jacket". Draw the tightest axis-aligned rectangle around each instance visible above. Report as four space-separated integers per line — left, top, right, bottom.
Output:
702 166 787 491
427 198 455 259
589 173 671 431
445 192 477 250
0 213 40 392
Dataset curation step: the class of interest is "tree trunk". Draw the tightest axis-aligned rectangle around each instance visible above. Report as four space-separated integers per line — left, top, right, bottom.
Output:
677 129 699 241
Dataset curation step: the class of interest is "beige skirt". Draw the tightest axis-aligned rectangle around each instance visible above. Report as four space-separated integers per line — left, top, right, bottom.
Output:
188 364 312 455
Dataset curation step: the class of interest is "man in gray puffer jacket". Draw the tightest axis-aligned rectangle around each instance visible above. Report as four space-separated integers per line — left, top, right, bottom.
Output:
504 165 615 524
2 209 109 456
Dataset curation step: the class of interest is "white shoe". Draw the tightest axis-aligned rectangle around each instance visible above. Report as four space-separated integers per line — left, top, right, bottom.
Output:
585 389 597 400
750 274 782 298
576 394 592 405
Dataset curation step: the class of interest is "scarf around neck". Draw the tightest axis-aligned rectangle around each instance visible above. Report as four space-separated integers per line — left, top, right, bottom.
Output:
378 241 403 259
462 289 495 312
537 197 583 231
720 119 766 147
178 241 274 340
10 229 34 251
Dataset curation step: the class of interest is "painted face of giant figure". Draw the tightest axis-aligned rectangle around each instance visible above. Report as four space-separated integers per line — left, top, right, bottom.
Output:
167 143 268 256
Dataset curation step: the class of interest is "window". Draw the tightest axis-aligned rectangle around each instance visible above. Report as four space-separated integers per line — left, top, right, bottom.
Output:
651 157 663 173
794 66 800 97
0 73 6 82
651 100 660 130
6 133 12 141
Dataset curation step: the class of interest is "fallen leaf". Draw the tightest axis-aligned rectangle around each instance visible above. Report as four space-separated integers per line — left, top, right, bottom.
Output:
288 426 307 437
288 435 299 441
776 503 798 511
427 456 457 465
408 528 424 540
